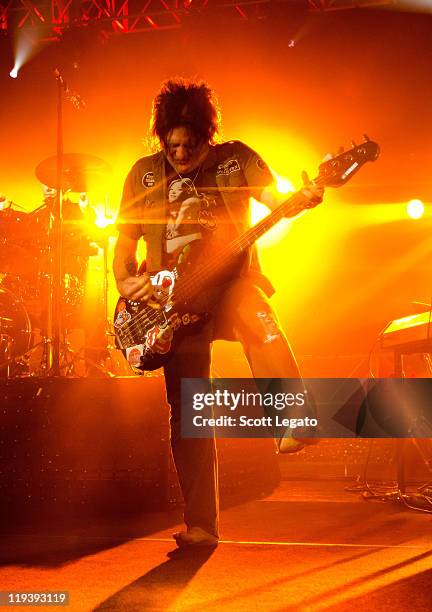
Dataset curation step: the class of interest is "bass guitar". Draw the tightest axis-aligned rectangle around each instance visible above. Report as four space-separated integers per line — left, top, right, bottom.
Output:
114 137 380 373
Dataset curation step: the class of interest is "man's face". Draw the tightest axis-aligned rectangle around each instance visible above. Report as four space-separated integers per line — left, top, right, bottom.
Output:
164 126 209 174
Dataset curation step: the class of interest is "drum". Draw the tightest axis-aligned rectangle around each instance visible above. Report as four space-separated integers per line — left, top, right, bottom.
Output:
27 204 93 278
0 207 40 275
1 271 85 329
0 207 29 242
0 287 32 367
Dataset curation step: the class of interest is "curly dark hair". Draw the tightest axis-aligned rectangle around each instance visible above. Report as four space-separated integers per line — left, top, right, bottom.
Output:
151 78 220 145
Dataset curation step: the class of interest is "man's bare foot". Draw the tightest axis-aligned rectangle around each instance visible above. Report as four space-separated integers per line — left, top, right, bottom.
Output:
173 526 218 548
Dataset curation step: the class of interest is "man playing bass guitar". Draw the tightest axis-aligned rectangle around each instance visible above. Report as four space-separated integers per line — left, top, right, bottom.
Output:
113 78 323 549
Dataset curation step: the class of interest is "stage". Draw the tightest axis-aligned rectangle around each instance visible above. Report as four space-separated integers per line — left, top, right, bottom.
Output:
1 377 431 610
1 478 431 611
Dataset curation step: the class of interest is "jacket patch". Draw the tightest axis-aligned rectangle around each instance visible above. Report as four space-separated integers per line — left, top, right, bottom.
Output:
216 159 240 176
256 158 270 172
142 172 155 188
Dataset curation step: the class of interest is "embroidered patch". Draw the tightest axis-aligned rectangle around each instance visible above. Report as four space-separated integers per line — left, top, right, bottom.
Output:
216 159 240 176
256 311 281 344
142 171 155 188
256 158 270 172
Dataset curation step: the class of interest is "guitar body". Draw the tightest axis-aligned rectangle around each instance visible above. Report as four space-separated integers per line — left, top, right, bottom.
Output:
113 252 238 373
114 291 202 373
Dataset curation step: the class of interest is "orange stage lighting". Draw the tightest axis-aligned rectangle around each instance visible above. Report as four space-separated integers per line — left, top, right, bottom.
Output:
274 172 295 196
11 27 46 78
93 204 116 229
407 199 425 219
250 169 295 230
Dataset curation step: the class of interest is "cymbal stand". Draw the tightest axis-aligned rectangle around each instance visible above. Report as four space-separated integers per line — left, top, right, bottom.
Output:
65 219 129 378
48 222 120 378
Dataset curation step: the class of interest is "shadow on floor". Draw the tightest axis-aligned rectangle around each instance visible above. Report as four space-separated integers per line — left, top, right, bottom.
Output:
321 566 432 612
95 547 215 611
0 508 182 568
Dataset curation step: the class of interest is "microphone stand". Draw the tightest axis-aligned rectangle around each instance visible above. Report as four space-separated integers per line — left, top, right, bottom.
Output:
45 69 85 376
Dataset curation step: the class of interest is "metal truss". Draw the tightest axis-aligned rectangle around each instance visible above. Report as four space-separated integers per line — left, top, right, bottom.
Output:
0 0 275 37
308 0 394 10
0 0 396 38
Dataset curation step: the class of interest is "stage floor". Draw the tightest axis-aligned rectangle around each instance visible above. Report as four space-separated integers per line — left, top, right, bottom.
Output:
1 479 431 611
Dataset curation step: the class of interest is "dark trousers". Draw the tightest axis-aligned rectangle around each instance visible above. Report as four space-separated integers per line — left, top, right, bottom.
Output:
163 280 301 538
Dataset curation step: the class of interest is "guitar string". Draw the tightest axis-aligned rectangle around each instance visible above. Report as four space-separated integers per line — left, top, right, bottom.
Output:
118 185 324 345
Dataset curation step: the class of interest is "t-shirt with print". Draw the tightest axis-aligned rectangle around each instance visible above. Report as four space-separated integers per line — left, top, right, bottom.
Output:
164 162 238 270
117 141 275 293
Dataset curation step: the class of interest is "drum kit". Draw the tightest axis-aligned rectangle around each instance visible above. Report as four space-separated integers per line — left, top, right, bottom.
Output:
0 153 121 378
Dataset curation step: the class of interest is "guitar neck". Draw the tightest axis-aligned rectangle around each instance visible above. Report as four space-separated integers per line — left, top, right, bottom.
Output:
171 137 379 305
173 189 310 304
232 189 309 256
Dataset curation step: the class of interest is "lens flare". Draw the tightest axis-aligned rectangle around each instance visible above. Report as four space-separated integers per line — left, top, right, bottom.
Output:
11 26 52 80
407 199 424 219
274 173 295 195
93 203 115 229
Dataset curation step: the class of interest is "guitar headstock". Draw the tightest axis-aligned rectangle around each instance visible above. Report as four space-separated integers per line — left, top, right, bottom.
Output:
316 136 380 188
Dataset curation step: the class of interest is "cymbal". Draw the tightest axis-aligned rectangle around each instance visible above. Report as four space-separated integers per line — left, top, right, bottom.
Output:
35 153 112 192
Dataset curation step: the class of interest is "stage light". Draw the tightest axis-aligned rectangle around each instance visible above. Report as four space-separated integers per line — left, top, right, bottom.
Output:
79 193 89 210
250 199 270 226
250 170 296 228
407 198 424 219
95 215 114 229
94 204 115 229
275 174 295 195
11 26 51 82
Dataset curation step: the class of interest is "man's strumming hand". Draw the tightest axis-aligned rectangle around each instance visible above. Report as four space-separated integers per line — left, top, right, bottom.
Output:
116 274 153 302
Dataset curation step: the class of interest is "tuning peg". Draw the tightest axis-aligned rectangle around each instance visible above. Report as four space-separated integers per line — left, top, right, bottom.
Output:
337 146 344 155
351 140 357 148
363 134 370 142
